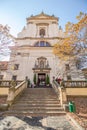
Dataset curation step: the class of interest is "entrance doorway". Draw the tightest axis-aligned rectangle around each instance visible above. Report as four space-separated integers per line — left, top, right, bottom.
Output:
38 73 46 86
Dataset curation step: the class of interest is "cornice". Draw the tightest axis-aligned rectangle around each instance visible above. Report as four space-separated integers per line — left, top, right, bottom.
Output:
36 23 49 26
27 17 58 21
10 46 53 50
16 37 64 40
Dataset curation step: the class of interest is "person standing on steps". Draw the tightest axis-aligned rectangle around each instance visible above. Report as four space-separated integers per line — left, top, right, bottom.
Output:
25 76 31 88
57 77 62 85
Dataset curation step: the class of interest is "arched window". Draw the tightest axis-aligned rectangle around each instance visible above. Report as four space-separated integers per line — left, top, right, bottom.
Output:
40 41 45 46
39 29 45 37
34 41 51 47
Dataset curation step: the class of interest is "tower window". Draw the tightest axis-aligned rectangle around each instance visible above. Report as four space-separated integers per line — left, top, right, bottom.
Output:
12 75 17 80
39 29 45 37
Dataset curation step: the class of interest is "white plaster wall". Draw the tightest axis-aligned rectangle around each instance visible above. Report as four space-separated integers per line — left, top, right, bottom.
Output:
48 23 58 37
18 23 36 38
6 47 60 83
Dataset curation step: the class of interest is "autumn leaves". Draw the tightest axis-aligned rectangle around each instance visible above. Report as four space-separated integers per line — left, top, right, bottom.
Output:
53 12 87 60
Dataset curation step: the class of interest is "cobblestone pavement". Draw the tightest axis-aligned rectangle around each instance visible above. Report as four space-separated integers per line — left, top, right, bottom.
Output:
0 116 82 130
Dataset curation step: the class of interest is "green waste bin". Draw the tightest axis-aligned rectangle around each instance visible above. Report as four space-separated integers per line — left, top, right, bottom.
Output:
69 101 76 112
69 101 73 112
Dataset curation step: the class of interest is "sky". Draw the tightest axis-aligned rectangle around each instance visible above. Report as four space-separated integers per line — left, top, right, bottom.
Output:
0 0 87 37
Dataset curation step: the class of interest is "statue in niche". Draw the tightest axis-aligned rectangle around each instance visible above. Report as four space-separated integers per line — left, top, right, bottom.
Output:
40 60 44 68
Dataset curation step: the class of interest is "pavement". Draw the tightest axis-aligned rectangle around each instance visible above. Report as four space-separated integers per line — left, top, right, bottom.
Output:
0 115 82 130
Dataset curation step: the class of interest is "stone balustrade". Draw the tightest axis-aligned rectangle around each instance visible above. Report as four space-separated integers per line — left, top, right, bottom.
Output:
7 80 27 105
0 80 23 87
63 80 87 88
52 80 87 112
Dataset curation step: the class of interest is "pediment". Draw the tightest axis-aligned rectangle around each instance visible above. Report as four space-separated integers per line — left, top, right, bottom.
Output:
35 15 50 19
27 12 58 20
34 13 52 19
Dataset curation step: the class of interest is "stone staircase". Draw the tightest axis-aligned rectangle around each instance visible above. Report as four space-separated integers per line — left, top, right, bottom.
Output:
4 88 66 116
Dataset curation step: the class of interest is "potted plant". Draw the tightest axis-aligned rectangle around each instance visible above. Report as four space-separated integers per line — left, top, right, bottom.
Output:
33 73 36 85
46 74 50 86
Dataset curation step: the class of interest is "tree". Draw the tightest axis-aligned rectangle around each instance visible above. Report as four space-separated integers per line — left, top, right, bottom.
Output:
0 24 15 61
33 73 36 85
46 74 50 85
53 12 87 61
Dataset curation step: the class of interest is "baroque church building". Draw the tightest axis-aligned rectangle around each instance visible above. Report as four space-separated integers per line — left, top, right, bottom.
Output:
6 12 85 84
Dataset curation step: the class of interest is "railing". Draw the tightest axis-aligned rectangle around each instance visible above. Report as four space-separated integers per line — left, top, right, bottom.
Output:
52 80 87 112
52 80 65 106
52 80 60 94
0 80 23 87
7 80 27 105
63 80 87 88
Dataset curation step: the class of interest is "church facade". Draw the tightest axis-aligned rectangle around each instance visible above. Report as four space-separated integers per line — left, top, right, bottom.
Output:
6 12 85 84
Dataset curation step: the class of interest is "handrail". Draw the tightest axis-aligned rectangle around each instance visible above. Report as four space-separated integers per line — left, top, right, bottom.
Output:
52 80 63 106
52 80 60 94
63 80 87 88
7 80 27 105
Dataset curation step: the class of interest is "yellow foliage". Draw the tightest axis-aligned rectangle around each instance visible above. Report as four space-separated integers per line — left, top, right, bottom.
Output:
53 37 75 60
65 13 87 34
53 12 87 61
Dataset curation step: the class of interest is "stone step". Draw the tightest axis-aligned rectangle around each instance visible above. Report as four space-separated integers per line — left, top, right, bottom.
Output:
22 92 57 94
5 88 65 116
22 94 57 96
15 100 60 104
22 90 56 92
9 107 63 111
19 97 58 100
23 95 56 96
4 110 66 117
14 103 60 106
19 97 58 99
11 103 61 107
23 90 55 93
20 93 57 96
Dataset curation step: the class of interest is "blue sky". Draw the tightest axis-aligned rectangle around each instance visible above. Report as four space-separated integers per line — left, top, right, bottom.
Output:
0 0 87 37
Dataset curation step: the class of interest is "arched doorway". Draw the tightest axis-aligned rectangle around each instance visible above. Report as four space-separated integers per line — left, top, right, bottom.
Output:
38 73 46 86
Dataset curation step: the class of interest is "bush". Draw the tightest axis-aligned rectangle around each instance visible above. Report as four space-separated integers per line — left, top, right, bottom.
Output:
33 73 36 85
46 74 50 85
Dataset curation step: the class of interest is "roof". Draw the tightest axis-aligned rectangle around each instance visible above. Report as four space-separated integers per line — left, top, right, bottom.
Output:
0 61 8 70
